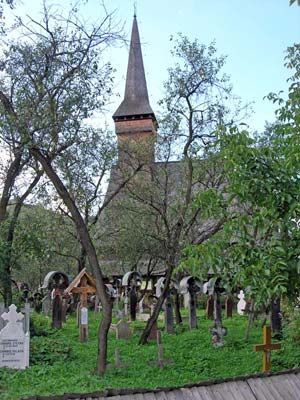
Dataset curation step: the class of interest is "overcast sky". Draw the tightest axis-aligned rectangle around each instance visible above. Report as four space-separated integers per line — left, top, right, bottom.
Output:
6 0 300 132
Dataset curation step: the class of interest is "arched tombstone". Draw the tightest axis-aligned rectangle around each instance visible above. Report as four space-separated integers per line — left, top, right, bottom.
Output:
179 276 202 330
41 271 69 329
206 277 227 347
121 271 141 321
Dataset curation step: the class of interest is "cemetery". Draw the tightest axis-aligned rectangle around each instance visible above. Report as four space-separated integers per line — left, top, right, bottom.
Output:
0 1 300 399
0 267 299 399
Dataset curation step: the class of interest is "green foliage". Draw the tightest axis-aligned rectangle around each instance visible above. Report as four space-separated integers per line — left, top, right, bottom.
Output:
182 43 300 307
0 311 296 400
30 336 73 365
30 313 53 337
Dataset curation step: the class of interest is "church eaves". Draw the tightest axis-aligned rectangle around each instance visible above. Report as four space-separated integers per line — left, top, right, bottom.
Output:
113 15 156 122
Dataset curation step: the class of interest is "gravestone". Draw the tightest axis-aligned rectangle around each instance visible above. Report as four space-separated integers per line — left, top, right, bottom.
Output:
225 295 233 318
0 304 29 369
237 290 246 315
21 302 32 334
271 298 282 337
206 295 214 319
129 287 138 321
208 278 227 347
189 287 197 329
65 269 96 342
51 291 63 329
116 317 131 340
149 331 174 369
164 291 174 334
180 276 201 330
107 348 131 369
42 293 51 316
124 290 129 316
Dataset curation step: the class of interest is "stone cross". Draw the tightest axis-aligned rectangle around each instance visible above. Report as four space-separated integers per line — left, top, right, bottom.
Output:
149 330 174 369
237 290 246 315
0 304 29 369
107 348 130 369
254 325 281 372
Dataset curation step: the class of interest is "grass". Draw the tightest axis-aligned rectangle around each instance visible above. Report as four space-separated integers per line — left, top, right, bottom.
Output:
0 309 299 400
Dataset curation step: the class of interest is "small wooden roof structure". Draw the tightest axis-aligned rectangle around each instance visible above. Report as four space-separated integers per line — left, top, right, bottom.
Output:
64 268 96 296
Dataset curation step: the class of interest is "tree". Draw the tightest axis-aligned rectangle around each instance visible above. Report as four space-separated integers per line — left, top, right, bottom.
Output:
183 43 300 319
0 2 127 374
103 34 245 344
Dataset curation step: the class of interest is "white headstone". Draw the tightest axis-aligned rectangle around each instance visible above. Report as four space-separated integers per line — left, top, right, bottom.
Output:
0 304 29 369
237 290 246 315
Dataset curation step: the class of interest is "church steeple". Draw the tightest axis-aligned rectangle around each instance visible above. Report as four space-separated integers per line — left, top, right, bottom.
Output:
113 15 155 122
113 15 157 164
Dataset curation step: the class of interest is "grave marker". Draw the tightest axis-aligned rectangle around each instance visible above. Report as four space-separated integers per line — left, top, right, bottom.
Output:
254 325 281 372
107 348 130 369
0 304 29 369
149 331 174 369
237 290 246 315
65 268 96 342
116 315 131 339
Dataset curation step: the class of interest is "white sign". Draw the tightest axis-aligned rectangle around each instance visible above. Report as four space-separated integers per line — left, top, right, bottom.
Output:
0 304 29 369
80 307 88 325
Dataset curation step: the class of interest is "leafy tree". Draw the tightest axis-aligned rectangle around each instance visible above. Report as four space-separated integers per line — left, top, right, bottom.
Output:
183 43 300 316
105 35 245 344
0 1 126 374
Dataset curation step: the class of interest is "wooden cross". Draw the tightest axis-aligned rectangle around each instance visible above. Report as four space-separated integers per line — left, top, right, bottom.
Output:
65 269 96 342
149 331 174 369
254 325 281 372
107 348 130 369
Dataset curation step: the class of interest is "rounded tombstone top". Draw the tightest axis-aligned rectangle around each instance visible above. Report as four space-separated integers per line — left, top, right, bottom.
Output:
40 271 70 290
121 271 141 287
154 277 165 289
179 276 202 294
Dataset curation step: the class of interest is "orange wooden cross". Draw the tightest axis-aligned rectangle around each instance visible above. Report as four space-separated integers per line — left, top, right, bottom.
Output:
254 325 281 372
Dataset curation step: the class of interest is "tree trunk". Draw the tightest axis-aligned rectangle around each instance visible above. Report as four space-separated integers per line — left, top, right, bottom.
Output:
0 153 23 223
139 261 174 344
30 148 112 374
77 246 87 273
97 297 112 374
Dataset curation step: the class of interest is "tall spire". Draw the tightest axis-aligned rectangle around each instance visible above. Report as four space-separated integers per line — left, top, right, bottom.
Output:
113 15 155 121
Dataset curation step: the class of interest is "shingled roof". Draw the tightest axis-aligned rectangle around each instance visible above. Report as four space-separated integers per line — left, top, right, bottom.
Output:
22 368 300 400
112 15 155 121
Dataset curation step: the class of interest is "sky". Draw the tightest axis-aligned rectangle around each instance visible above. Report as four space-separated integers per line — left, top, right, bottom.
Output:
5 0 300 133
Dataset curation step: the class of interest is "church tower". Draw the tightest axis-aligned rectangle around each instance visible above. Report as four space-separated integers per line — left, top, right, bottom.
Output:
113 15 157 164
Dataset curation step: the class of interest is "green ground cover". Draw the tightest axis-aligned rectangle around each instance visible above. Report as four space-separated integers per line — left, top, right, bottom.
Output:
0 310 299 400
